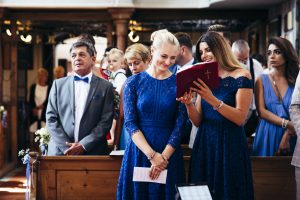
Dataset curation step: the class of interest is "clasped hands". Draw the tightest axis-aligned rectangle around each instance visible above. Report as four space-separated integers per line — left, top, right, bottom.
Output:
149 152 168 180
64 142 86 155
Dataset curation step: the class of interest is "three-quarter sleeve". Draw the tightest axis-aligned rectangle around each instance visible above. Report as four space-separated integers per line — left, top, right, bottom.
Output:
167 103 188 149
123 77 140 136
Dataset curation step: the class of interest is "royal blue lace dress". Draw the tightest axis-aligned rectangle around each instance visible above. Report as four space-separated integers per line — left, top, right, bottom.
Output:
117 71 187 200
189 76 254 200
252 74 296 156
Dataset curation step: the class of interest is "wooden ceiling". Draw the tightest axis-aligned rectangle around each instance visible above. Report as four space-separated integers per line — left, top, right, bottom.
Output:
0 7 269 43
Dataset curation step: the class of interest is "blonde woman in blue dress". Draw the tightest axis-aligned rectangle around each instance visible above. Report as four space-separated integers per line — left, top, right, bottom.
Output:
117 30 187 200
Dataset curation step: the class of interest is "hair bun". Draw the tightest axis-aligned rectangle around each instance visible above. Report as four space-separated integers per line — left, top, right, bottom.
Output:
150 29 169 42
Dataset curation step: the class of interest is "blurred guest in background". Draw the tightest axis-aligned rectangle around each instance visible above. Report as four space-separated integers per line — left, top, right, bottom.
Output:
114 43 150 150
232 39 264 138
29 67 50 132
253 37 299 156
53 65 65 79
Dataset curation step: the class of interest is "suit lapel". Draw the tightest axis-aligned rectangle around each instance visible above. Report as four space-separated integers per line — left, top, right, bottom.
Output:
68 76 75 119
83 75 97 114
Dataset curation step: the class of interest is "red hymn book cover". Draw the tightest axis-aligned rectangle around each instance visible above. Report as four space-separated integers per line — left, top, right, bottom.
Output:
176 61 220 98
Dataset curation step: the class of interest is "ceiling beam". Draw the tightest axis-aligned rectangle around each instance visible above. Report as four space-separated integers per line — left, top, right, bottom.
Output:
133 9 268 21
5 8 111 21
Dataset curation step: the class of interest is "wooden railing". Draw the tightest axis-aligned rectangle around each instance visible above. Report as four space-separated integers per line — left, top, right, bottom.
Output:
33 155 296 200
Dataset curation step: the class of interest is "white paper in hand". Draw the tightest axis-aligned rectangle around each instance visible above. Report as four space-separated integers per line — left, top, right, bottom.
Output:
133 167 167 184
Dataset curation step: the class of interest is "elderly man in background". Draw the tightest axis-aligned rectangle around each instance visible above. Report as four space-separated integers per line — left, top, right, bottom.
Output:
53 65 65 79
232 39 264 137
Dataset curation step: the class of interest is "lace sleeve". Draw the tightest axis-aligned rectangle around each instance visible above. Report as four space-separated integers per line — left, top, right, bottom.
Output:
167 103 188 149
123 77 140 136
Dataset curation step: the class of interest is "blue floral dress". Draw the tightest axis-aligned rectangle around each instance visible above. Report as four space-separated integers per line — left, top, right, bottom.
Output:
117 71 187 200
189 76 254 200
252 74 296 156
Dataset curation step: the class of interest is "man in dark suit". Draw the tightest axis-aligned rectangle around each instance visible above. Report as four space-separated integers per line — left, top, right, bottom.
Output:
169 32 196 74
169 32 197 145
46 40 114 156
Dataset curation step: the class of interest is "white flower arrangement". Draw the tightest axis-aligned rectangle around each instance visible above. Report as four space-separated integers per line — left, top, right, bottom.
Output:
0 105 5 112
0 105 7 128
18 127 51 160
18 148 30 164
34 127 50 147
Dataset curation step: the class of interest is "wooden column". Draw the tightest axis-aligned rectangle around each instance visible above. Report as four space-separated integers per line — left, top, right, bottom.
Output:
0 8 5 170
106 22 113 47
9 22 18 165
109 8 134 51
0 9 4 102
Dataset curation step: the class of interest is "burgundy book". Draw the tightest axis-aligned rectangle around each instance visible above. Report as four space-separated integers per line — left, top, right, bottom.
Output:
176 61 220 98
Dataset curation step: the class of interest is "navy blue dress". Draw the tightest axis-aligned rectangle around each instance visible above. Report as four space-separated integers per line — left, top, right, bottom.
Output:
189 76 254 200
117 71 187 200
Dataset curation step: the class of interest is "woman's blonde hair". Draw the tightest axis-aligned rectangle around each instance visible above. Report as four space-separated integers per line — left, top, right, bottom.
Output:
124 43 150 63
195 31 241 71
37 67 48 76
150 29 179 50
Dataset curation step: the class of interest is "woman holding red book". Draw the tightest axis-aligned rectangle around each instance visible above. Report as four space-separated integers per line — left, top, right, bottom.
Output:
177 31 254 200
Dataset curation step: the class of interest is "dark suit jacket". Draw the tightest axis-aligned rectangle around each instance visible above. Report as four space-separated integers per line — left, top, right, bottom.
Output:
46 74 115 155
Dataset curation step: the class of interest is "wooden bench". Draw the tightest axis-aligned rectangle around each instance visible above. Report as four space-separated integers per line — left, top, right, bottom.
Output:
33 155 296 200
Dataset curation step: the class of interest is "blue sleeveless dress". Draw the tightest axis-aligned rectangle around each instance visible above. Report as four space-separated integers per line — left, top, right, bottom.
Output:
117 71 187 200
252 74 296 156
189 76 254 200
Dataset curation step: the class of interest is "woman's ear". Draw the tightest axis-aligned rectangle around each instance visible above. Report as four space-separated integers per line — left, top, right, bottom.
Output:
150 46 155 55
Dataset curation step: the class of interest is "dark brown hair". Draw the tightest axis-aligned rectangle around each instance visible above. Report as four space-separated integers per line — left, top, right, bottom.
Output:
268 37 299 85
174 32 193 50
195 31 241 72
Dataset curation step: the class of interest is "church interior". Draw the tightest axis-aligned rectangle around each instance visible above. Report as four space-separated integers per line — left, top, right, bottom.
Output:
0 0 299 199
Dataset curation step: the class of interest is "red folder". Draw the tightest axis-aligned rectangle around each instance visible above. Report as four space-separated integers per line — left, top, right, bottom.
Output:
176 61 220 98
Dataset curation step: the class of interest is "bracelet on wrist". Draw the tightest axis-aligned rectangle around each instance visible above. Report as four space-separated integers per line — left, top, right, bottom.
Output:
147 151 156 160
213 100 224 111
281 118 288 129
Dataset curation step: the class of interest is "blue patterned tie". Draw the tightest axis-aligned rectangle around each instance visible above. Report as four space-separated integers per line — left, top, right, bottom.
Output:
74 76 89 83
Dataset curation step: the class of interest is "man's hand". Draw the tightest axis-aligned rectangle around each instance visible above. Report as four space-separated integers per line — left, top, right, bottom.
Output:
64 142 86 155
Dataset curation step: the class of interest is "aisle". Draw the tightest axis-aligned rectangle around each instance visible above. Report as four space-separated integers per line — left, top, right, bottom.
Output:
0 167 26 200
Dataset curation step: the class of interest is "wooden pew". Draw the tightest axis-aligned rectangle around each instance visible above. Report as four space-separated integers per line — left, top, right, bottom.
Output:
34 156 296 200
252 157 296 200
36 156 122 200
